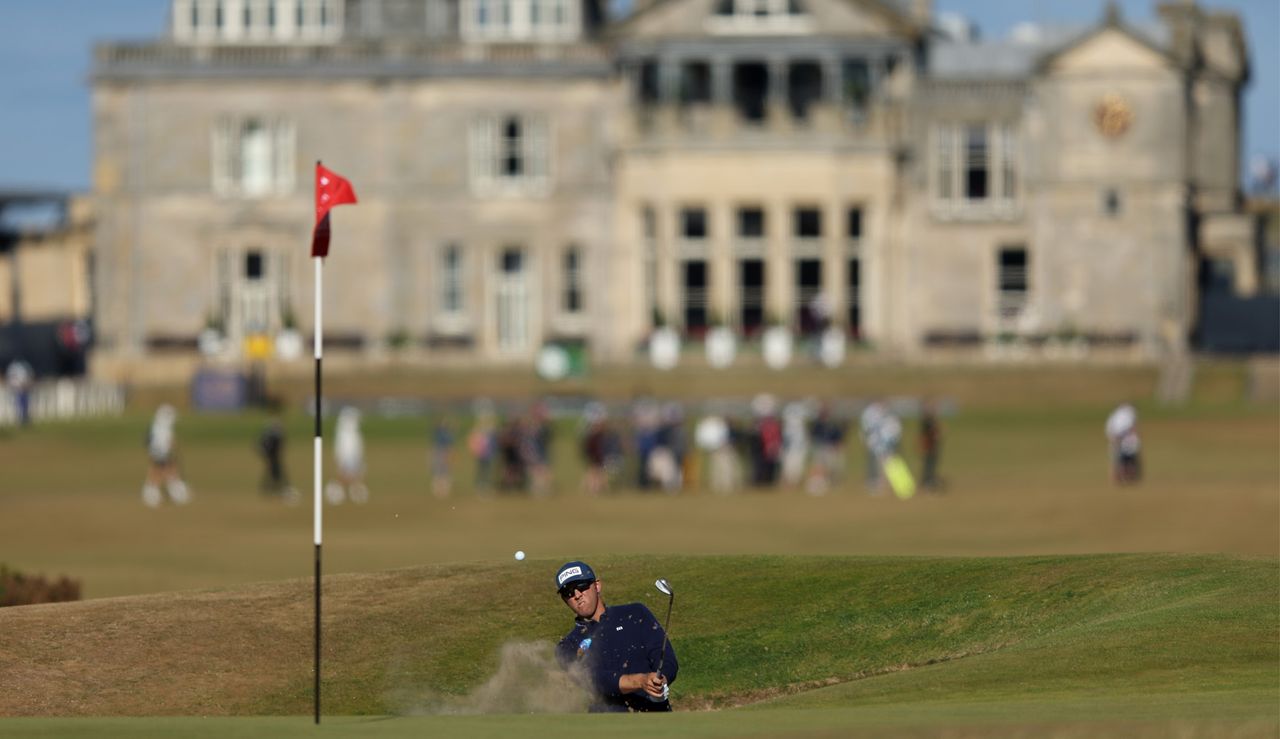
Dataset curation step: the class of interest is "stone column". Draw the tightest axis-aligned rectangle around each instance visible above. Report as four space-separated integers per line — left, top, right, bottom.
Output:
710 200 734 327
824 199 845 328
769 56 789 128
657 201 678 330
766 198 790 326
711 57 735 137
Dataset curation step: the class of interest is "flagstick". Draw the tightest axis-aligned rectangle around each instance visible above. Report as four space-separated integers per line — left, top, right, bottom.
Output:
308 159 354 726
313 254 323 725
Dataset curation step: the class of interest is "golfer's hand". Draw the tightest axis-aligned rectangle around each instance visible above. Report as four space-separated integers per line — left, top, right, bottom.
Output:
642 673 668 701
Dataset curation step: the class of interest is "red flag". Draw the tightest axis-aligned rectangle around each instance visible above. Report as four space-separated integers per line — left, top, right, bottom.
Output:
311 162 358 258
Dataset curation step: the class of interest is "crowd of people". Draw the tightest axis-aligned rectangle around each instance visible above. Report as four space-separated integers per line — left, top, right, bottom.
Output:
132 395 1157 505
448 395 943 499
136 396 962 505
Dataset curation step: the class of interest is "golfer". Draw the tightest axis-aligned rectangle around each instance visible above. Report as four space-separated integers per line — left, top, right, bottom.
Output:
554 561 678 712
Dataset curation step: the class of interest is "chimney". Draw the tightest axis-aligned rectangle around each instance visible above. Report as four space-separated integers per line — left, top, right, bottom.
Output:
1157 0 1201 67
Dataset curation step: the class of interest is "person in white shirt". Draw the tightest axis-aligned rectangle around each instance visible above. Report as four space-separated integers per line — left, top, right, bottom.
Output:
142 404 190 507
1104 403 1142 485
5 360 33 427
327 406 369 504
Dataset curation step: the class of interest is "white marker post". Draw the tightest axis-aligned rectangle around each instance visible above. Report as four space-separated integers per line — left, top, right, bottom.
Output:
312 254 324 725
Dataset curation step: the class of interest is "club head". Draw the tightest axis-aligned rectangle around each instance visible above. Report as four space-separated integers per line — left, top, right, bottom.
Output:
654 578 673 596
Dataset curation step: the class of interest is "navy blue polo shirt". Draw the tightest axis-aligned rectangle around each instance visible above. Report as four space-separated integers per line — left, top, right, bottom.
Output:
556 602 679 712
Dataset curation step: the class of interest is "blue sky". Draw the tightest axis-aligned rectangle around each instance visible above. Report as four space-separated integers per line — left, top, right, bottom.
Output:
0 0 1274 191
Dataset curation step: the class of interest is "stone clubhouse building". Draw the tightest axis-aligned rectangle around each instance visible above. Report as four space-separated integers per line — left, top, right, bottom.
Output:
88 0 1256 374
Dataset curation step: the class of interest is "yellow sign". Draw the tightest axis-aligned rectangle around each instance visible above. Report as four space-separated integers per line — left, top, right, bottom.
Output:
244 333 272 360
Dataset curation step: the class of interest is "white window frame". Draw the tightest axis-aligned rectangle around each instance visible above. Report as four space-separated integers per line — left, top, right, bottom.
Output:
529 0 576 39
469 113 551 198
173 0 223 41
792 205 823 254
173 0 342 43
460 0 579 41
494 246 535 354
212 115 296 198
212 245 290 340
705 0 812 34
551 243 588 335
999 123 1017 203
433 242 471 334
994 245 1030 330
677 205 710 257
560 244 585 316
931 121 1019 219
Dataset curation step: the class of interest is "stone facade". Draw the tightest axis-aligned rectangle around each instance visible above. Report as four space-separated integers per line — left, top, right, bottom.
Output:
0 193 95 376
89 0 1252 376
0 196 94 327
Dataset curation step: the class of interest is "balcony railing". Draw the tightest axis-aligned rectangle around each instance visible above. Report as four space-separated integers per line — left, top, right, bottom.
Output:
626 101 903 146
94 40 611 76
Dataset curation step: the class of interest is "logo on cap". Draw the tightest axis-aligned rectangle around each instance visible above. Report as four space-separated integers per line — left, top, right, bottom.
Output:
558 566 583 586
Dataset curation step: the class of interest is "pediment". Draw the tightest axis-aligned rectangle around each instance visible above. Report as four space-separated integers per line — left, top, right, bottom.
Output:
1043 26 1176 75
614 0 917 41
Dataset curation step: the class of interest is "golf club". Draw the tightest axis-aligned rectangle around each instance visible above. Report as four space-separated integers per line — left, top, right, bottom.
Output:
654 578 674 678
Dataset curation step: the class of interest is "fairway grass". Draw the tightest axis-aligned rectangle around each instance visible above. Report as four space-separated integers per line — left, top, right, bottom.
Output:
0 401 1276 599
0 554 1275 737
1 713 1276 738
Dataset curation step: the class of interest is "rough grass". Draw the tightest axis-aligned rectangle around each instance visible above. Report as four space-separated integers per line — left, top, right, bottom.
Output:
0 554 1274 736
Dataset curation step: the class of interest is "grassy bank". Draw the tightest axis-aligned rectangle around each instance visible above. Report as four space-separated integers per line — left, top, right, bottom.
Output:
0 553 1275 737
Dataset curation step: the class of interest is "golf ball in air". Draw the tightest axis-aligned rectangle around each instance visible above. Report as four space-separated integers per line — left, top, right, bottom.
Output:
514 550 526 561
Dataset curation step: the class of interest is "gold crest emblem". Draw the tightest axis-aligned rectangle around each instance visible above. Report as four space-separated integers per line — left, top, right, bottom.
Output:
1093 93 1133 139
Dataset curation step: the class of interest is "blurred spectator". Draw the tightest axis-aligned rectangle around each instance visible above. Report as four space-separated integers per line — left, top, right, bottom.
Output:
696 415 739 494
804 292 833 351
1105 403 1142 485
327 407 368 504
807 402 846 494
751 394 783 487
876 412 903 463
142 404 190 507
602 414 625 485
632 397 661 490
873 408 909 498
468 403 497 494
781 400 811 488
649 402 687 493
809 291 832 332
581 402 612 496
5 359 33 427
431 419 455 499
918 399 945 493
258 415 297 502
859 400 888 495
527 402 553 497
497 416 527 492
